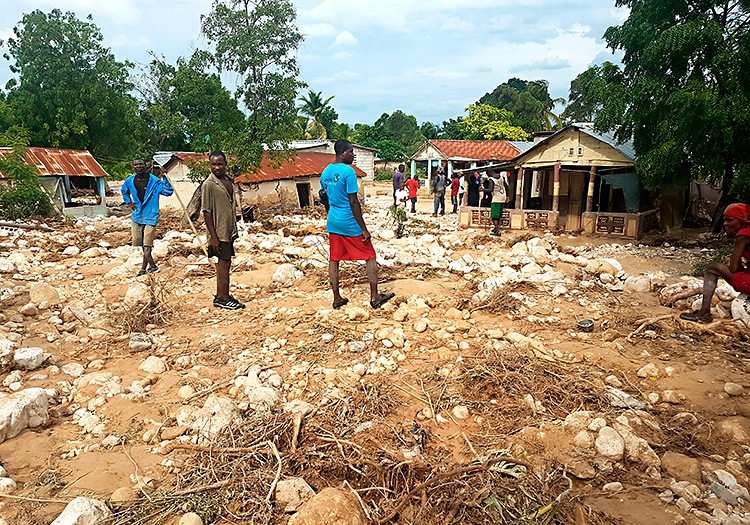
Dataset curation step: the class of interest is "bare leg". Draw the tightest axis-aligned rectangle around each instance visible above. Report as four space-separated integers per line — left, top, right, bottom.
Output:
697 262 734 316
143 246 156 269
329 260 342 303
366 258 379 302
217 258 231 298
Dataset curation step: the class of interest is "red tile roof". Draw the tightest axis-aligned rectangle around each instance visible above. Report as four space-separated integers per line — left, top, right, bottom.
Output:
429 140 523 161
166 151 365 182
0 147 109 178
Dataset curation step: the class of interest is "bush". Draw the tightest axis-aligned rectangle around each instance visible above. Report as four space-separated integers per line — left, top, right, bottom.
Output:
374 168 395 181
0 129 53 219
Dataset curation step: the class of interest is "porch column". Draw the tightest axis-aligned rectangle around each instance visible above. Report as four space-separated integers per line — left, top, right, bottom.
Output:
447 161 453 178
426 160 432 188
515 168 523 209
552 162 561 212
410 160 416 179
585 166 597 212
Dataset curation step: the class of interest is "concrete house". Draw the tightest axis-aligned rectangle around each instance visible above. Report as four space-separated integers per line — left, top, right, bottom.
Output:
458 123 659 239
162 150 366 211
409 139 533 187
286 140 377 179
0 147 109 217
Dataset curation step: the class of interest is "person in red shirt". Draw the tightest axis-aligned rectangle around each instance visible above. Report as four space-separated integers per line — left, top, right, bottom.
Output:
450 174 461 214
681 203 750 323
405 175 420 213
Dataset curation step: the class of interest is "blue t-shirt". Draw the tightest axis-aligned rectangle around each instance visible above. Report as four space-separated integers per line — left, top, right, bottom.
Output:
321 163 363 236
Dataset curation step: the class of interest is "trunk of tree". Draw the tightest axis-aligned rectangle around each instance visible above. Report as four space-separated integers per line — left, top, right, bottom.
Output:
711 157 734 233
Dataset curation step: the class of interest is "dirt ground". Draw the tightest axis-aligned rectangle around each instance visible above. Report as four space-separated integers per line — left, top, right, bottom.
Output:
0 180 748 524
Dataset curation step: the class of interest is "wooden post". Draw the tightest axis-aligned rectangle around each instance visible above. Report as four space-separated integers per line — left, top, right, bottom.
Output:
552 162 561 212
515 168 523 209
586 166 597 212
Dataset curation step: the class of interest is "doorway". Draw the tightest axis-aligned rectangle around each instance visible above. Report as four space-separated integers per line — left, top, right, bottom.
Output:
297 182 311 207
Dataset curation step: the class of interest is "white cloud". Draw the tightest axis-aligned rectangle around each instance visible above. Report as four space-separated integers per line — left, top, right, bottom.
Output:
300 22 337 38
332 30 357 47
311 69 360 85
440 17 475 32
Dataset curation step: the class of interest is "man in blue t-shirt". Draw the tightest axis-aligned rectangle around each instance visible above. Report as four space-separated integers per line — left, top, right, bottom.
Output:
320 140 395 310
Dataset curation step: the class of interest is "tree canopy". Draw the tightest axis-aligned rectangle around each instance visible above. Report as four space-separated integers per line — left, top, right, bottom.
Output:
567 0 750 202
1 9 140 159
457 104 529 141
479 78 564 132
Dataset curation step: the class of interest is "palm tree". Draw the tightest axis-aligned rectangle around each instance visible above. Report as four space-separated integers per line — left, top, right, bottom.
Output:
299 90 335 139
541 97 567 131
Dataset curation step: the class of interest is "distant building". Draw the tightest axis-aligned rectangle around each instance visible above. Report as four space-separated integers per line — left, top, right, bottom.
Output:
0 147 109 217
284 140 377 179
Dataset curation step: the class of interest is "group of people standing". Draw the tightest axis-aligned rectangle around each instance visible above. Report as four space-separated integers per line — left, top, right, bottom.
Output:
391 165 509 236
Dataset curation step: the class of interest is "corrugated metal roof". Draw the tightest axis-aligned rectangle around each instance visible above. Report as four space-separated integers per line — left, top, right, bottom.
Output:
165 151 365 182
0 147 109 178
238 151 366 183
575 125 636 161
416 140 524 162
508 141 535 153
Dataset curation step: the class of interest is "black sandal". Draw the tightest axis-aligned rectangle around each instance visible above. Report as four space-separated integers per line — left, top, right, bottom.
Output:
333 298 349 309
370 293 395 309
679 311 713 323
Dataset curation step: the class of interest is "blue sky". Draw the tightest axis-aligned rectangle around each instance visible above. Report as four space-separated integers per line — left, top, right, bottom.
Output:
0 0 627 126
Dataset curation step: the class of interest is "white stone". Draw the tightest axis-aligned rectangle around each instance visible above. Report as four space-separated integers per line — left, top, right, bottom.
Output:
177 385 195 400
452 405 470 420
637 363 659 378
520 262 542 276
595 426 625 461
152 240 169 258
732 294 750 325
178 513 203 525
603 482 623 492
573 430 594 450
81 247 102 258
275 477 315 512
177 395 240 439
61 363 85 378
272 264 303 286
347 307 369 321
124 281 150 306
0 259 17 274
139 356 167 374
29 282 61 305
51 497 112 525
63 246 80 256
13 347 44 370
0 478 16 494
623 275 652 293
378 229 395 240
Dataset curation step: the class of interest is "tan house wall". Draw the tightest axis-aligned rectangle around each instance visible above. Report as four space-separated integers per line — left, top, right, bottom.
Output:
411 143 446 161
161 162 199 211
517 129 634 168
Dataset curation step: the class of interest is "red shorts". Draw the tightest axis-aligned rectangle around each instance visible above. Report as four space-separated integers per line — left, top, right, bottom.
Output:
732 271 750 294
329 232 376 261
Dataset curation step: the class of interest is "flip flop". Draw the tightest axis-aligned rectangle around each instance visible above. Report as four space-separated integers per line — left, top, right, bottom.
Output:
147 266 159 273
679 311 713 323
332 298 349 309
370 293 395 309
136 269 147 276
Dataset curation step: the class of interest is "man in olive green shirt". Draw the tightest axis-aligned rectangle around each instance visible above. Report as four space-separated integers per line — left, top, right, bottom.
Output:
201 151 244 310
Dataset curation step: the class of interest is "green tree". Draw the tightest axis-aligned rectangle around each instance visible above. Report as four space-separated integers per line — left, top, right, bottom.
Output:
298 90 337 138
2 9 141 158
561 61 626 123
439 117 466 139
479 78 563 132
371 140 406 162
201 0 305 172
576 0 750 218
457 104 529 141
0 127 53 219
328 122 354 141
374 110 424 152
420 121 439 140
138 51 247 152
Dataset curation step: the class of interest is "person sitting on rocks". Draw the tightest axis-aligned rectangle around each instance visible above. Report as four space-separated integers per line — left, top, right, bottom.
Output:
681 203 750 323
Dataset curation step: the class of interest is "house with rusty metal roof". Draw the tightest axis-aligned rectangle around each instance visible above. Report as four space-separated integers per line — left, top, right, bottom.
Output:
408 139 533 187
0 147 110 217
162 150 366 211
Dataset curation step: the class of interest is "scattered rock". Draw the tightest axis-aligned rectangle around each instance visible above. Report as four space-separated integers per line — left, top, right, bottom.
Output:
179 513 203 525
603 482 623 492
347 307 369 321
669 480 701 505
289 487 366 525
13 347 44 370
273 264 303 286
276 477 315 512
724 382 745 397
29 282 61 305
0 388 48 444
661 452 701 484
623 275 651 293
20 303 38 316
595 427 625 461
51 497 112 525
451 405 470 420
716 417 750 444
0 478 16 494
124 282 150 306
61 363 85 378
110 487 138 507
177 395 240 439
0 259 17 274
139 356 166 374
129 333 153 352
637 363 659 378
